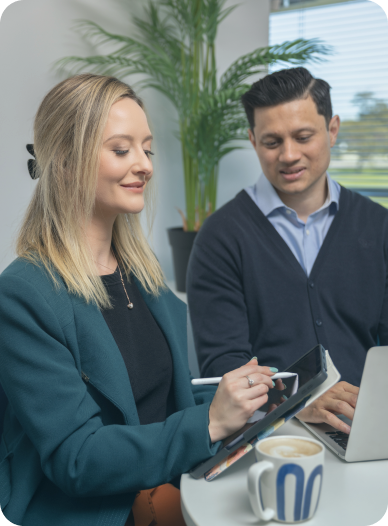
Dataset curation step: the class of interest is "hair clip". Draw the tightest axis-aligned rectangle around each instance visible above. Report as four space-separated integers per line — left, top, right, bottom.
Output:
26 144 38 179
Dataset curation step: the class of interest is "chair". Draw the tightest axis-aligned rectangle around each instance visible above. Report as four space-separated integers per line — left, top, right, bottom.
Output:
0 382 8 438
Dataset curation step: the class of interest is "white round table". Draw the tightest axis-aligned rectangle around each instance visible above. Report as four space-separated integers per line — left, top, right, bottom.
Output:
181 419 388 526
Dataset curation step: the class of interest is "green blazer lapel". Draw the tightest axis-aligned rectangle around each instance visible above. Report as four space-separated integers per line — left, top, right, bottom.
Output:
134 279 196 411
71 299 140 425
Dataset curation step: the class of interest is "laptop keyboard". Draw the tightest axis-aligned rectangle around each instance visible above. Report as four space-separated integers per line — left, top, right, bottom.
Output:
325 431 349 450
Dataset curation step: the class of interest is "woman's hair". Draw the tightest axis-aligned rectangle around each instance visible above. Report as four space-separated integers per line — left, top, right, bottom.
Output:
17 73 165 307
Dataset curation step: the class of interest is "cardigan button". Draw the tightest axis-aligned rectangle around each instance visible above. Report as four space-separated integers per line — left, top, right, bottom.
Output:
315 319 323 327
309 281 315 288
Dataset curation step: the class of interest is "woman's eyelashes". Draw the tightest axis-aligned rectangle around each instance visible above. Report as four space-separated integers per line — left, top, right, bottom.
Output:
113 149 155 158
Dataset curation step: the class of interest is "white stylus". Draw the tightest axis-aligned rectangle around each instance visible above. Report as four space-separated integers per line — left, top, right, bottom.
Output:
191 372 296 385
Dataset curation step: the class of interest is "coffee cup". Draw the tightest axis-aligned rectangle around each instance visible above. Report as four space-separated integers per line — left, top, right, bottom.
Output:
247 435 324 523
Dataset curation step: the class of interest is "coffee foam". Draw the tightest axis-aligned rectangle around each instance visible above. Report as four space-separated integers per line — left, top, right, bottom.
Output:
259 438 322 458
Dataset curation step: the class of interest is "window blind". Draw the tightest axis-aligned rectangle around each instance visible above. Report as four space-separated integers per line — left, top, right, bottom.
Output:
269 0 388 207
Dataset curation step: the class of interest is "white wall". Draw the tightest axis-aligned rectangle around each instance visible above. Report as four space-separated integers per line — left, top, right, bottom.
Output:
0 0 269 278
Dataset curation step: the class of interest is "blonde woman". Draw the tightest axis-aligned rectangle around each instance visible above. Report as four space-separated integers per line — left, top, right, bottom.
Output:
0 74 280 526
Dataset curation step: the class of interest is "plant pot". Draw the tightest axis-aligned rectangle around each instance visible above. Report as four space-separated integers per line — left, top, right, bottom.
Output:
167 227 197 293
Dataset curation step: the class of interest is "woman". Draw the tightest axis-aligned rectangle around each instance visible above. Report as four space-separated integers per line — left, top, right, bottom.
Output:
0 74 281 526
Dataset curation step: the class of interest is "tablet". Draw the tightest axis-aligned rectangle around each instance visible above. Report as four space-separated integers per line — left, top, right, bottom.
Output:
189 344 327 479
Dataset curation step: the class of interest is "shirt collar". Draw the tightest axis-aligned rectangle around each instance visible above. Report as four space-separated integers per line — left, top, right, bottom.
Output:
325 172 341 211
253 172 340 218
254 173 285 216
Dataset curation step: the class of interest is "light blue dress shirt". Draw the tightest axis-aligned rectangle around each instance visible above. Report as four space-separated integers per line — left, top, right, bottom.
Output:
245 173 341 276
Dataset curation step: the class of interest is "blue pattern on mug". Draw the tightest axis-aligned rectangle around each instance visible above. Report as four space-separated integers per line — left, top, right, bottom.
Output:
302 465 323 520
276 464 304 521
276 464 323 521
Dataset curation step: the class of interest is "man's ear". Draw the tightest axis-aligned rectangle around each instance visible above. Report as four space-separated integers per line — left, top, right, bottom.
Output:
329 115 340 147
248 128 256 148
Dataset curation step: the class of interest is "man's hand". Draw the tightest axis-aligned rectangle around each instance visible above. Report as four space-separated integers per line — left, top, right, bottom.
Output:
296 381 359 434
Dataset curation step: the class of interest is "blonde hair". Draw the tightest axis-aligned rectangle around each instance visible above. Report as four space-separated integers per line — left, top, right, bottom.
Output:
17 74 165 308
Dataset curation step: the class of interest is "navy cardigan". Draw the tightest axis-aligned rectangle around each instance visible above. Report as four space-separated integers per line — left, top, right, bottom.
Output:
0 259 219 526
187 187 388 385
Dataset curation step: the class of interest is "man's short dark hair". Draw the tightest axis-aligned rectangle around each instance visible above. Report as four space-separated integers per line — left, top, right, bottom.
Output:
241 67 332 130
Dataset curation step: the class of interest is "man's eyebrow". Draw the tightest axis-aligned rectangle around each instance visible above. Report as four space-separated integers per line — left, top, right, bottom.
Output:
292 127 316 134
260 127 316 140
260 132 280 140
104 133 153 144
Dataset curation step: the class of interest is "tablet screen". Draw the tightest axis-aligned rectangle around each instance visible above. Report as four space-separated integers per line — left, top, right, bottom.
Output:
222 345 323 449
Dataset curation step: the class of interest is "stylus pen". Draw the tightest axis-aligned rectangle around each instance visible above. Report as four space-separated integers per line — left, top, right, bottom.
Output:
191 372 296 385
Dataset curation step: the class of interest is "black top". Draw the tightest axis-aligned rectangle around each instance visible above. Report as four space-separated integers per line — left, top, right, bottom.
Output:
101 268 174 424
187 187 388 387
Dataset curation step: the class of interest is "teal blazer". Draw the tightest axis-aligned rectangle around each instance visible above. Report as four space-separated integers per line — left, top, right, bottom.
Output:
0 259 219 526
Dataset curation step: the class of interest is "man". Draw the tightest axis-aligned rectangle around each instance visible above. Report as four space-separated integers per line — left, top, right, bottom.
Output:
187 67 388 434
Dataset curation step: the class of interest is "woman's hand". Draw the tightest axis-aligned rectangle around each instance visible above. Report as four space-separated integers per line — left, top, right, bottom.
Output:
208 359 283 443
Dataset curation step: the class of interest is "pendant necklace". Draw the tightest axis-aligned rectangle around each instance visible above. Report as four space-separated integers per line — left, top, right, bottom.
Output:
96 258 134 310
117 265 134 309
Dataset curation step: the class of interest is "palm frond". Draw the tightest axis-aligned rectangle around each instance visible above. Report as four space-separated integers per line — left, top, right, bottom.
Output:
56 2 332 229
204 0 237 44
55 55 136 76
55 54 182 107
133 3 185 65
180 89 249 175
73 19 140 52
159 0 203 41
220 39 332 89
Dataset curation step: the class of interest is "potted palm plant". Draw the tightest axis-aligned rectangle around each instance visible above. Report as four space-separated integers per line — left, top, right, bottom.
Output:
56 0 328 291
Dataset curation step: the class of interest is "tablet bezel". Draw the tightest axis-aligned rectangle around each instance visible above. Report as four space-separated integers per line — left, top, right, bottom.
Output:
189 344 327 479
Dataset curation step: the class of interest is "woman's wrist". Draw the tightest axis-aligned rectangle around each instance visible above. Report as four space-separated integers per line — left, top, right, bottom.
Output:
208 404 225 443
208 422 221 444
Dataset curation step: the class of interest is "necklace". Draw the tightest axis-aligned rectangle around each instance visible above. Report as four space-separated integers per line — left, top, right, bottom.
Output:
117 265 134 309
96 258 134 310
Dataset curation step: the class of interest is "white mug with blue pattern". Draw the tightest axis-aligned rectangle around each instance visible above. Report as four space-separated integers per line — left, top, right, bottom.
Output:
248 435 324 523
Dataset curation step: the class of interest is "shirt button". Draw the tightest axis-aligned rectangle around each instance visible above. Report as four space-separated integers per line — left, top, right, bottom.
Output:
286 209 292 215
315 319 322 327
306 229 310 235
309 281 315 288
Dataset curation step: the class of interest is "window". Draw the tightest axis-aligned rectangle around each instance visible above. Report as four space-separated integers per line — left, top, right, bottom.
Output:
270 0 388 208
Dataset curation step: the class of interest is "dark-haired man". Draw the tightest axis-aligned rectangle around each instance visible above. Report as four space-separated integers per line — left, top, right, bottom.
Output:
187 67 388 434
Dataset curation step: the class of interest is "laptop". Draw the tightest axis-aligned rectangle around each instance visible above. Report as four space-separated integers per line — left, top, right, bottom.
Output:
300 346 388 462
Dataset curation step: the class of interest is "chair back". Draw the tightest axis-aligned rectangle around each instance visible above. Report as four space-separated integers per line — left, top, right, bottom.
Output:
0 383 8 438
